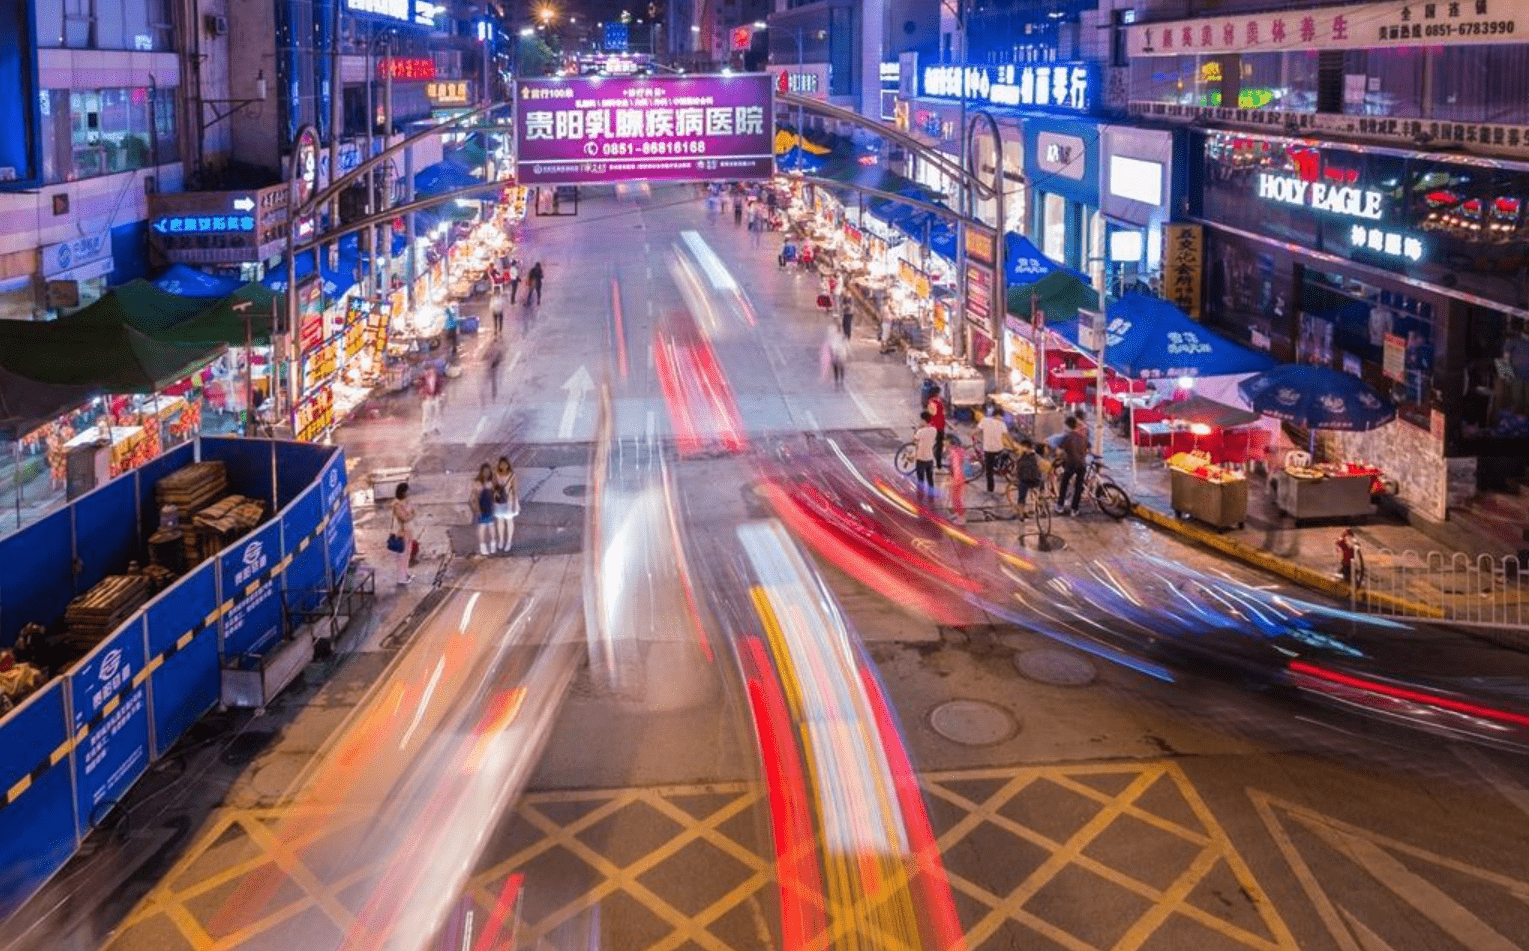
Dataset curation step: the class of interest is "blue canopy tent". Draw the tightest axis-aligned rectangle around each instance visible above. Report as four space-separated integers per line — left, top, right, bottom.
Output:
262 250 361 301
337 231 408 262
1004 233 1086 287
1046 293 1277 379
413 160 482 197
152 264 244 298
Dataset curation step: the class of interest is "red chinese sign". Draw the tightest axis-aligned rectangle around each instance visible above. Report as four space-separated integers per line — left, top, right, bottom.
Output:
378 57 437 80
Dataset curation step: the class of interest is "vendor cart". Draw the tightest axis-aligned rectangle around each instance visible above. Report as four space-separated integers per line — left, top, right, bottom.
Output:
1273 472 1374 522
1171 468 1249 530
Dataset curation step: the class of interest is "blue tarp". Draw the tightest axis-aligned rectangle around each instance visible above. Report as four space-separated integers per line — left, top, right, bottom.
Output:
151 264 245 299
1046 293 1277 379
337 231 407 260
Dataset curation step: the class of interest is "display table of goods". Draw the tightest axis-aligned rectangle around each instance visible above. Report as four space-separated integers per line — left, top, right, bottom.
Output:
1275 461 1379 521
1168 451 1249 530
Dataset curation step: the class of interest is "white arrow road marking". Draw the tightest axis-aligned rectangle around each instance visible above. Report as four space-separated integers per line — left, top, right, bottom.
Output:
559 365 594 439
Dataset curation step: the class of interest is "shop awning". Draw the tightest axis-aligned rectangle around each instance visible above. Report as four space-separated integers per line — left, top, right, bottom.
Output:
151 264 245 299
1159 393 1261 429
338 231 408 261
0 321 224 395
1044 293 1276 379
63 279 210 334
414 161 483 197
1006 269 1099 325
153 283 282 347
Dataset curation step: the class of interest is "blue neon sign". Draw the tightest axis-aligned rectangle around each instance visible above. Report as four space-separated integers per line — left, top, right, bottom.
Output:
152 215 256 235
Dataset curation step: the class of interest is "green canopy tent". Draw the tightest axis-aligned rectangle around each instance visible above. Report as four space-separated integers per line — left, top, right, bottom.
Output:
1005 269 1100 325
0 320 225 394
151 282 282 347
61 278 211 334
0 366 99 441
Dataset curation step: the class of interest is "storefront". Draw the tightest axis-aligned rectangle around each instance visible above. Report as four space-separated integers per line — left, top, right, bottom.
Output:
1024 116 1101 277
1193 128 1529 513
1100 124 1180 293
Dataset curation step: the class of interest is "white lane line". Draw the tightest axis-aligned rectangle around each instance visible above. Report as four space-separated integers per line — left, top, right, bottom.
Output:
399 657 446 750
803 409 820 431
459 591 482 632
646 410 656 444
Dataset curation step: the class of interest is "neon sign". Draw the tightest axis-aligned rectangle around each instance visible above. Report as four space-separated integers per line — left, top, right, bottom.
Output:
1349 224 1424 261
921 63 1093 113
1256 172 1383 220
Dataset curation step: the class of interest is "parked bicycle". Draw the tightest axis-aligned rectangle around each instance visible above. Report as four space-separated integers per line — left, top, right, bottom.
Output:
1012 454 1131 521
893 430 966 476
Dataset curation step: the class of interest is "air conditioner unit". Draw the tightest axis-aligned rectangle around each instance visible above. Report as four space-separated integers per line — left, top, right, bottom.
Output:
206 14 228 35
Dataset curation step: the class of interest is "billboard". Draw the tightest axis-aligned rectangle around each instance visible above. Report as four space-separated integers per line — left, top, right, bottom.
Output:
515 74 774 186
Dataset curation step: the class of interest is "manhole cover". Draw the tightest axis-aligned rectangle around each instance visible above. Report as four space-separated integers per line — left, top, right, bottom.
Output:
562 484 587 498
929 699 1018 746
1014 649 1097 686
1017 531 1067 552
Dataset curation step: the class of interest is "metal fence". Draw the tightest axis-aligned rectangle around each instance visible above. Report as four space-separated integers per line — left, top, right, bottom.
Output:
1353 547 1529 631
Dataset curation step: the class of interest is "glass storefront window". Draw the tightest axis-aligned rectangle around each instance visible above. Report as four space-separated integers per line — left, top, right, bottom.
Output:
1431 45 1529 125
37 0 171 51
1041 193 1067 263
46 86 177 183
1460 305 1529 440
1341 48 1426 118
1129 55 1197 106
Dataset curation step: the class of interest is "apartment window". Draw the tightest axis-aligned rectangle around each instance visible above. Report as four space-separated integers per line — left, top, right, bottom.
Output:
40 86 178 183
37 0 172 51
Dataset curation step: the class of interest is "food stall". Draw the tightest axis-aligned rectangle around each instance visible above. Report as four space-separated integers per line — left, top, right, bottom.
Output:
1168 451 1249 529
1272 461 1381 522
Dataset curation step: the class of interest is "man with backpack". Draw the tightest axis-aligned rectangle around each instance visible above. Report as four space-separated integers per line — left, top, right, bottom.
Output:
1013 439 1044 509
1057 415 1089 516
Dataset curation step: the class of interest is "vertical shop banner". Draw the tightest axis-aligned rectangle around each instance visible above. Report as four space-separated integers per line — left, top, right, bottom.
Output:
965 263 993 327
515 75 775 185
1382 332 1407 380
293 385 334 443
297 279 324 353
69 619 151 836
965 224 996 266
1162 224 1203 318
219 521 284 660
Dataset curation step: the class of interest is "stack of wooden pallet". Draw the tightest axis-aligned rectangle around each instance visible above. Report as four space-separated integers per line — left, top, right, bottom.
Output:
63 574 151 652
155 461 228 567
191 495 265 560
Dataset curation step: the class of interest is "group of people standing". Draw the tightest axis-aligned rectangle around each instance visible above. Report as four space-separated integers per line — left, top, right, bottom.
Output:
488 258 545 335
384 454 522 585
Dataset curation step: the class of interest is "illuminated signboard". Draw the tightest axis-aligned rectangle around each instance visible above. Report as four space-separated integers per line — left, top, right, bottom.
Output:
1256 172 1383 219
379 58 437 80
426 80 473 105
514 74 775 185
921 63 1095 114
150 186 288 264
347 0 412 22
293 384 334 443
1348 223 1425 261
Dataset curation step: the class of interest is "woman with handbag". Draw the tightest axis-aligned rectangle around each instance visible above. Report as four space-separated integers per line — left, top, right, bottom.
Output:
492 456 519 554
471 464 497 555
389 483 417 584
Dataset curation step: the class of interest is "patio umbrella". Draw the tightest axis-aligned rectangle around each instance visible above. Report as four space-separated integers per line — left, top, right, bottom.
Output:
1238 364 1395 435
1161 393 1260 429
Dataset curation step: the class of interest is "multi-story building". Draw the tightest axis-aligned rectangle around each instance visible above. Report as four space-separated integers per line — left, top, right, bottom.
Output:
766 0 938 118
1125 0 1529 514
0 0 186 319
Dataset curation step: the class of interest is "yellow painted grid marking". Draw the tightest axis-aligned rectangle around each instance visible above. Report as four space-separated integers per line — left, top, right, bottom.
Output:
111 764 1298 951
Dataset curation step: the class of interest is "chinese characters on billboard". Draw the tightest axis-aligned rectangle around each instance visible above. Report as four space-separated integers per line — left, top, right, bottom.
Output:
515 75 775 185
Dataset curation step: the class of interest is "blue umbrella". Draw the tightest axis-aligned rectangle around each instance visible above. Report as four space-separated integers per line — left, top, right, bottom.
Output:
1238 364 1396 432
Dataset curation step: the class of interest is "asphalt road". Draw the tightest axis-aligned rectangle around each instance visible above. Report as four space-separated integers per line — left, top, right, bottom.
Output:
86 185 1529 951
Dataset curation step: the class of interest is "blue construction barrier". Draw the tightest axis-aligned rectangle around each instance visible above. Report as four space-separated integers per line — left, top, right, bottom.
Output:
0 437 355 918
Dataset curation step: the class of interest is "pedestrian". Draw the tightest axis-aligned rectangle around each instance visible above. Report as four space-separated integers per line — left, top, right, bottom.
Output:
471 464 496 555
749 211 763 248
508 260 522 304
1056 415 1088 515
766 189 777 212
444 305 460 358
419 364 444 434
707 192 719 224
389 482 417 584
947 438 967 524
976 407 1010 493
733 195 744 226
823 324 848 390
840 298 853 339
913 411 937 500
484 337 504 400
528 262 544 305
492 456 519 553
926 385 947 470
490 289 505 336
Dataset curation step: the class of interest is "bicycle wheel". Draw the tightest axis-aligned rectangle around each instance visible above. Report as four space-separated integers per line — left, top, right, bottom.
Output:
893 442 916 475
1031 495 1053 538
1003 476 1021 511
1095 481 1132 520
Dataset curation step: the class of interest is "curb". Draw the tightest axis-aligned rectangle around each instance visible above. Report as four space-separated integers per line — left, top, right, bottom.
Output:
1130 503 1444 619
